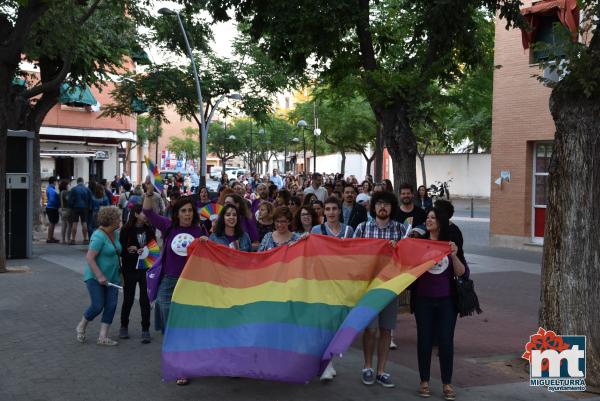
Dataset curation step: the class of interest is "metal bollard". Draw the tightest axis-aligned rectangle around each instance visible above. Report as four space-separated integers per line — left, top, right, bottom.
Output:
470 197 474 218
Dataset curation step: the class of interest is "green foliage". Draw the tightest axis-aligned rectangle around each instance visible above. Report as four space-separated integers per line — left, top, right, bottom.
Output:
414 13 495 154
290 88 376 157
169 127 200 161
136 115 162 147
195 0 525 184
101 29 294 129
12 0 154 91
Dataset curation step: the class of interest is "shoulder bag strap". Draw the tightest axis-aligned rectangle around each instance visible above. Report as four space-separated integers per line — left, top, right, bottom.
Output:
100 228 122 271
320 223 328 236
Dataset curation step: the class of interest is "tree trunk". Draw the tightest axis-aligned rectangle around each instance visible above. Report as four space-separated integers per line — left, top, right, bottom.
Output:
472 128 480 154
32 132 42 230
0 67 10 272
541 89 600 387
418 154 427 189
377 102 417 194
373 125 384 182
340 149 346 176
360 150 375 177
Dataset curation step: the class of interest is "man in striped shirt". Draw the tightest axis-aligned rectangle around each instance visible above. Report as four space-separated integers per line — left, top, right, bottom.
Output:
354 190 406 388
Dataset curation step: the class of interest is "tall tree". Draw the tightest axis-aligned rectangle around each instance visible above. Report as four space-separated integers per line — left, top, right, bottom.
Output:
519 1 600 387
0 0 150 271
136 115 163 164
168 127 201 169
197 0 524 192
207 120 249 170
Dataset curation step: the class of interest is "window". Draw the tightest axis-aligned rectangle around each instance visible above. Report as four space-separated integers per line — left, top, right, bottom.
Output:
532 15 567 63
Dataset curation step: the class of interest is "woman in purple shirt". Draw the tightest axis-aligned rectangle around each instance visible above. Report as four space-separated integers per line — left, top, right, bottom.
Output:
413 206 468 400
142 187 206 385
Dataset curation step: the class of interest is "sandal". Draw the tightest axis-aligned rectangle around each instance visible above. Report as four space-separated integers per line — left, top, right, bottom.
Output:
97 337 118 346
76 327 86 343
443 384 456 401
176 378 189 386
418 382 431 398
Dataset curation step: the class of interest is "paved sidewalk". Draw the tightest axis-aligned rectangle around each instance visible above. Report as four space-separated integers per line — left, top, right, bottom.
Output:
1 241 597 401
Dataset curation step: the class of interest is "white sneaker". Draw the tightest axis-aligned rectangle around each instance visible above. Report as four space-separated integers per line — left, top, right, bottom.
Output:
389 338 398 350
320 361 336 381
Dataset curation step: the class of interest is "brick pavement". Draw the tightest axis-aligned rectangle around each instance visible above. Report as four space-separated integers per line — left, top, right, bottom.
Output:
1 241 597 401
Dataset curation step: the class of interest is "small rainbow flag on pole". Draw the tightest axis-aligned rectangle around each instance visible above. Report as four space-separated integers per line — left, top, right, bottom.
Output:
161 235 450 383
144 156 164 193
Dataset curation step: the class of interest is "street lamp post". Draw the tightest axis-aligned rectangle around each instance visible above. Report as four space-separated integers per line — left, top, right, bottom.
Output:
158 8 242 188
297 120 308 173
249 122 253 172
158 7 206 186
283 131 289 174
313 128 321 173
258 128 266 173
291 137 300 174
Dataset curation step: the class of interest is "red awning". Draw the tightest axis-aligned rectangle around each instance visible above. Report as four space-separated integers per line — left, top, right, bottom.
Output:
520 0 579 50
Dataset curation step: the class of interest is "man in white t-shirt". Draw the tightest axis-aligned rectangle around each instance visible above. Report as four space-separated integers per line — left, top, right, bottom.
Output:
303 173 328 202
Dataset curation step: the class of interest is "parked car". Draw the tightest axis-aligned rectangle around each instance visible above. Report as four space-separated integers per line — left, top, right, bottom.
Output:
228 168 249 178
209 167 239 180
160 170 179 182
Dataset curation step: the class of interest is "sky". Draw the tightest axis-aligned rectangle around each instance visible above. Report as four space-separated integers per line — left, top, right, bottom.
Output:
150 1 237 61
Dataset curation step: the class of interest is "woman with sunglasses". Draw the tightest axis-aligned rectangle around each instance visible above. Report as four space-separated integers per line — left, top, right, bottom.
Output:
287 196 301 216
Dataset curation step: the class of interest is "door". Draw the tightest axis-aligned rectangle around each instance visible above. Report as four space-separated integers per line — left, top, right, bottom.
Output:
55 157 74 181
532 142 552 243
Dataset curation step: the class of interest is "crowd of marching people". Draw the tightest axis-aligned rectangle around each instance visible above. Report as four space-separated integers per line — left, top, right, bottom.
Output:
67 167 468 400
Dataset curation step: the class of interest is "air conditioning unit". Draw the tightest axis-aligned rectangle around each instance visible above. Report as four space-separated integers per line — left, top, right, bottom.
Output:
94 150 110 160
543 59 569 85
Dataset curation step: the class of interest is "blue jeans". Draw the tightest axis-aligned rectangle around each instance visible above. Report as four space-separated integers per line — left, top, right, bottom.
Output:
156 275 179 334
83 279 119 324
414 296 458 384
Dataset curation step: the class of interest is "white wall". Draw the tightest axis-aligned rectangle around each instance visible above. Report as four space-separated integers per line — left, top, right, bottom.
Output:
310 151 490 198
414 153 490 198
310 153 368 180
274 150 490 198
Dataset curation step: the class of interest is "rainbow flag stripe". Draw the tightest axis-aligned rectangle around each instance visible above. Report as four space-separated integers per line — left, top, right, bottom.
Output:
144 156 164 193
162 235 450 383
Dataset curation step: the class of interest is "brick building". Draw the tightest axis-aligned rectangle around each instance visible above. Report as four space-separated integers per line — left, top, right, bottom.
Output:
490 0 578 248
39 81 140 184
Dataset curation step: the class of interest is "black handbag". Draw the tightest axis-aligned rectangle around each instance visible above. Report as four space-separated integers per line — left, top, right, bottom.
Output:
455 275 482 317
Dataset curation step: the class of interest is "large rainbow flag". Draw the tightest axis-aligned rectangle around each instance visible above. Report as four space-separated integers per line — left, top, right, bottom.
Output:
144 156 164 193
162 235 450 383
